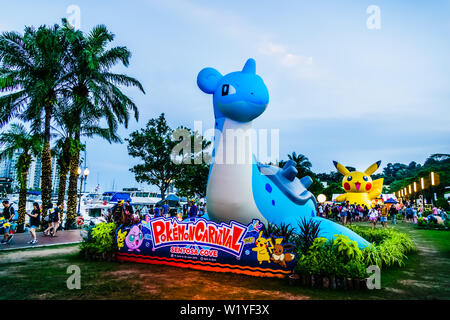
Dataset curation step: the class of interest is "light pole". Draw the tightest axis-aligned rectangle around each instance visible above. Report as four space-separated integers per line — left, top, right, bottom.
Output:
430 171 436 206
77 167 90 215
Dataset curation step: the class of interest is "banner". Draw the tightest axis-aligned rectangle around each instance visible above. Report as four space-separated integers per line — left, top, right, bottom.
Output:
115 216 297 278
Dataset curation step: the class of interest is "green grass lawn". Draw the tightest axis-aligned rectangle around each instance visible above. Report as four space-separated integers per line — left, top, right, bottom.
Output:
0 221 449 300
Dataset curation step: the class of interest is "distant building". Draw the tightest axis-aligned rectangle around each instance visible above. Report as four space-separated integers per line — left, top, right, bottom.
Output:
0 151 60 193
0 150 21 190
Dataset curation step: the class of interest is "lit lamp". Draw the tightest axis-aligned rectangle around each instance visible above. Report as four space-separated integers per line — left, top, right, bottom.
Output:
430 172 436 205
408 185 412 194
413 182 417 192
317 194 326 203
421 177 424 190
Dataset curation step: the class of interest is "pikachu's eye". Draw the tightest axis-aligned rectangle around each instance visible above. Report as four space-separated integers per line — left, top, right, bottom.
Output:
347 176 352 181
363 176 369 181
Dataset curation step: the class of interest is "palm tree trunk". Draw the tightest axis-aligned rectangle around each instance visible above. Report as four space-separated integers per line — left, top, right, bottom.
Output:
66 145 80 228
57 162 70 205
17 169 28 233
57 168 68 220
57 137 71 221
41 106 53 211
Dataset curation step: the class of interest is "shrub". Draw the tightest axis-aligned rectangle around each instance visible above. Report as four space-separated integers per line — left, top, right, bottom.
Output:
295 235 366 279
417 217 426 227
266 222 295 243
348 225 415 268
332 234 362 262
295 218 321 255
80 222 117 260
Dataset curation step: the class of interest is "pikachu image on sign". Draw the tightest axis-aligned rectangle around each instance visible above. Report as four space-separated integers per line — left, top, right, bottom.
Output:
333 160 384 208
252 231 273 264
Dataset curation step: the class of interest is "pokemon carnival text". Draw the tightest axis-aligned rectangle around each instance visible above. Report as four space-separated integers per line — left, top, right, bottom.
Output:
149 218 247 256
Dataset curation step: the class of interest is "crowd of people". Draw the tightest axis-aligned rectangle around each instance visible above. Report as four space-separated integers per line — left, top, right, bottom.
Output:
106 199 207 227
2 192 447 246
316 200 448 229
0 200 65 245
1 197 209 246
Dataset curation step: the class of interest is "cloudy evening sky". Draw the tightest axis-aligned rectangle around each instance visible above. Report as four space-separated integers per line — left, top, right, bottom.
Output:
1 0 449 192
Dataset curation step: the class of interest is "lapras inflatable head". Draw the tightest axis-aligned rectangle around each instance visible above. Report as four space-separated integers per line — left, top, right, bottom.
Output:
197 58 269 122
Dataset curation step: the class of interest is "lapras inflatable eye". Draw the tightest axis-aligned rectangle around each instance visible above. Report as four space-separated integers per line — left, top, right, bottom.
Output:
221 84 236 96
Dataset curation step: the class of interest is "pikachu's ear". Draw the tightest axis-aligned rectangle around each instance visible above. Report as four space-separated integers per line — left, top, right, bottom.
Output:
259 231 263 238
365 161 381 175
333 161 350 176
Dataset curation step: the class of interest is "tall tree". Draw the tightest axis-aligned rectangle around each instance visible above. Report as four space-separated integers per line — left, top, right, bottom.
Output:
0 24 69 211
52 103 122 208
172 128 211 199
126 114 181 201
280 152 313 178
0 123 42 232
59 21 145 227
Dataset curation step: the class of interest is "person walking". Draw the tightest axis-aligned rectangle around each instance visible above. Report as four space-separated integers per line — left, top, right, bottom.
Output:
26 202 40 244
111 200 127 225
406 206 413 223
341 205 348 225
369 207 378 229
380 205 388 227
51 202 63 236
413 206 418 224
389 204 397 225
189 201 198 218
125 200 134 215
154 206 161 217
43 203 55 236
162 201 169 217
1 200 17 244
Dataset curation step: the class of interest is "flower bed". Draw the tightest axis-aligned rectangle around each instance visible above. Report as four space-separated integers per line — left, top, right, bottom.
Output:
292 223 416 290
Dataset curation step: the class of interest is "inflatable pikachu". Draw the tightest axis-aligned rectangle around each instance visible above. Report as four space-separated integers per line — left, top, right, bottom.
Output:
333 160 383 208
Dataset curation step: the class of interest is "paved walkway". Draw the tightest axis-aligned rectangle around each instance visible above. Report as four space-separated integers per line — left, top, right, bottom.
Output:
0 229 82 251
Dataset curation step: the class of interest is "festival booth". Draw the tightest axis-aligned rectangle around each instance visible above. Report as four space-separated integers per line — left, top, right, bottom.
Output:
115 59 369 278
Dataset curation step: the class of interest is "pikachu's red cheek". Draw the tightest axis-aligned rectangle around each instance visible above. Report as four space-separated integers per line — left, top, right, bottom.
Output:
365 183 372 191
344 182 351 191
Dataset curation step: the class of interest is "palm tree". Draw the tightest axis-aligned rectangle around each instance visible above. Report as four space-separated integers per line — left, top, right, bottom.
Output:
0 123 42 232
52 103 122 210
60 21 145 227
0 24 69 211
280 152 313 178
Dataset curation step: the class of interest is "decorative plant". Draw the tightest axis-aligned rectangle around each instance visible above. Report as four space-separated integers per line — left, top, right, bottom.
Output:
296 217 321 255
266 222 295 243
80 222 117 259
362 243 382 268
332 234 362 262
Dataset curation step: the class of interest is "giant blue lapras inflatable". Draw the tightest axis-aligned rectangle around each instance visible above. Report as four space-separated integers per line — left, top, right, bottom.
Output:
197 58 369 248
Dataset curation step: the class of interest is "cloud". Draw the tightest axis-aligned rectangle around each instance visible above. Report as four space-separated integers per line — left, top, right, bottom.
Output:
259 41 312 66
258 40 320 79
